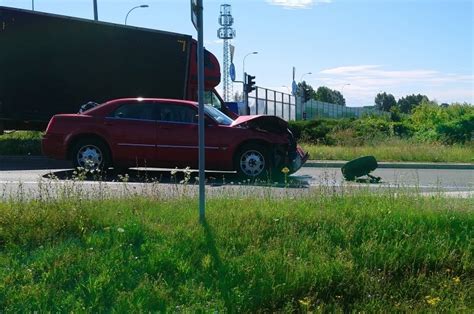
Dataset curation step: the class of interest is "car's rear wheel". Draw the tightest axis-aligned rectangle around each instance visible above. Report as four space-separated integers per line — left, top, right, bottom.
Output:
71 138 110 172
234 143 269 180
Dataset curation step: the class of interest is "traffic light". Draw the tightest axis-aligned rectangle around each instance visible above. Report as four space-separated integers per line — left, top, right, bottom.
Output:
245 73 256 93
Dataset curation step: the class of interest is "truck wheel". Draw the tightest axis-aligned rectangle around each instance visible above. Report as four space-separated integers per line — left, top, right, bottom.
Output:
71 138 110 172
234 143 269 180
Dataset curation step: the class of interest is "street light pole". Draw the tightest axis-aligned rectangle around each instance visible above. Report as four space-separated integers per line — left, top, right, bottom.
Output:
282 85 291 94
32 0 34 11
93 0 98 21
300 72 312 82
341 83 351 93
125 4 149 25
242 51 258 81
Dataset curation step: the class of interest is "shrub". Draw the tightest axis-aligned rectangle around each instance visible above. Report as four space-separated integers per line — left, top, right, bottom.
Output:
290 102 473 146
391 121 414 138
288 119 343 144
436 114 474 144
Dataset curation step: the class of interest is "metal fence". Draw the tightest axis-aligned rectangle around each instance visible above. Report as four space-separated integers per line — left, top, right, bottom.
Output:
299 98 389 120
247 87 296 121
242 87 387 121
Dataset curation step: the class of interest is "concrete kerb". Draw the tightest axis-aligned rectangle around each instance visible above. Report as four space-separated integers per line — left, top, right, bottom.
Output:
303 160 474 170
0 156 473 171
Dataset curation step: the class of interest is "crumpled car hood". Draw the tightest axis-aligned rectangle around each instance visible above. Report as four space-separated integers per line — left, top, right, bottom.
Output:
231 115 289 134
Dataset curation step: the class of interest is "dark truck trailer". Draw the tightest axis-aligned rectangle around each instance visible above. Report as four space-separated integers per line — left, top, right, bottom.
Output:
0 6 221 131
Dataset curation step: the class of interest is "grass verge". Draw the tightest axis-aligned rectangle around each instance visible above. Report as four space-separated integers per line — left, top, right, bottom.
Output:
0 131 42 155
302 140 474 163
0 192 472 311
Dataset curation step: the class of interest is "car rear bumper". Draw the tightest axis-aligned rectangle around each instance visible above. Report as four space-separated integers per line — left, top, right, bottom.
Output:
42 134 67 159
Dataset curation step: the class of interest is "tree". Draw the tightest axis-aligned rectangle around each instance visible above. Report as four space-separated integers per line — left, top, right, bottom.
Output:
314 86 346 106
374 92 397 112
397 94 429 113
331 90 346 106
296 81 316 101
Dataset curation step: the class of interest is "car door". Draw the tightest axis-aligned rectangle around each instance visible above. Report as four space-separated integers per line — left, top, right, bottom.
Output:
104 102 158 167
155 101 233 170
155 102 199 168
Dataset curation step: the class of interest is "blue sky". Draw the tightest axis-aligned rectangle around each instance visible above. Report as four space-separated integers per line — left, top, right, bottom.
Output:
2 0 473 106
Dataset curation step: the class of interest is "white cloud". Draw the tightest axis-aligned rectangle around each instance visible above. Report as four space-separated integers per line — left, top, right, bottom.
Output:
320 65 381 75
266 0 332 9
313 65 473 106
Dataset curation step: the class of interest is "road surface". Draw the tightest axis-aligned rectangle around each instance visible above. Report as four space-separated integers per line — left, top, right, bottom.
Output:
0 158 472 200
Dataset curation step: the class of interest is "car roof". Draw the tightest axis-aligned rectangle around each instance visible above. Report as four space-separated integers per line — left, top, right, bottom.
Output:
106 98 198 106
84 98 198 115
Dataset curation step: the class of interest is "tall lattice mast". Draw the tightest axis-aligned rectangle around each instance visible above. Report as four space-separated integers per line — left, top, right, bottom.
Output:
218 4 236 101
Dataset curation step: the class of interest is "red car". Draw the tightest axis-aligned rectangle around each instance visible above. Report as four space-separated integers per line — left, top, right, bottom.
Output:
42 98 308 179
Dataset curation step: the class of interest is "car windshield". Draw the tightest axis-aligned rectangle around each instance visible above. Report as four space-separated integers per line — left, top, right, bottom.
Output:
204 104 234 125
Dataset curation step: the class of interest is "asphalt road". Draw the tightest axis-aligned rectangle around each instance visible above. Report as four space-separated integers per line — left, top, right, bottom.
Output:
0 157 472 200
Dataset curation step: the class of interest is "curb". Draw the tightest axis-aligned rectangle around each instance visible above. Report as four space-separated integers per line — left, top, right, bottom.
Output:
0 156 473 171
303 160 474 170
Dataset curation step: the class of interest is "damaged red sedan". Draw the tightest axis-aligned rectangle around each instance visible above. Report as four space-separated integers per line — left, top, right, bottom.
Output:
42 98 308 179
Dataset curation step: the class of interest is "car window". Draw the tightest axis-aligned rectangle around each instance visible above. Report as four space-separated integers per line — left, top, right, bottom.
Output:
109 103 158 120
204 104 234 125
204 90 222 110
158 103 197 124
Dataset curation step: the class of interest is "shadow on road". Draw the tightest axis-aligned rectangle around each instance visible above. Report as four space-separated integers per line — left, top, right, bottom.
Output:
42 168 310 189
0 156 72 171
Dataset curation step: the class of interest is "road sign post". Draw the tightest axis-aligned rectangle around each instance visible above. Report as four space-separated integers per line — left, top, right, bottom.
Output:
191 0 205 223
93 0 98 21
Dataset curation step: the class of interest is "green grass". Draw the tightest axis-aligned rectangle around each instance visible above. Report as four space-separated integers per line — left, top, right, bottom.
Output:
1 192 472 311
302 140 474 163
0 131 42 155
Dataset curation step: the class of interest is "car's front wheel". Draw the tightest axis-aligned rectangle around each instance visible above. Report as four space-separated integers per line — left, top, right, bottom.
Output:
234 143 269 180
71 138 110 172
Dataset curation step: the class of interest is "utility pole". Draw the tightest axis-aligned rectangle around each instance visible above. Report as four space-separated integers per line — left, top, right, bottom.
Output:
93 0 98 21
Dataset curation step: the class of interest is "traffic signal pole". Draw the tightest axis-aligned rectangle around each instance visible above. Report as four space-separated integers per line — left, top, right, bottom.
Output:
243 73 249 114
243 72 256 115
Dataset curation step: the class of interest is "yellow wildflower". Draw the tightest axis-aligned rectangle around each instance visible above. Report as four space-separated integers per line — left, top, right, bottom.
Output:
298 297 311 307
281 167 290 174
425 295 441 306
453 276 461 284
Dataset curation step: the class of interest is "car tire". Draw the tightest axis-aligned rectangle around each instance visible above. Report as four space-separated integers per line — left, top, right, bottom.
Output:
341 155 378 181
71 138 111 172
234 143 270 180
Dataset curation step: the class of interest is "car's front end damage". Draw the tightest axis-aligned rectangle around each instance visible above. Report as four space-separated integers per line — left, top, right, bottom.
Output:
231 115 309 174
